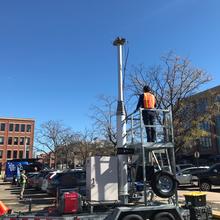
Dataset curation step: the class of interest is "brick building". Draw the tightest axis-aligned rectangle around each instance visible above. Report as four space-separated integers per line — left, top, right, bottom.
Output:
0 118 35 173
177 85 220 164
37 152 55 168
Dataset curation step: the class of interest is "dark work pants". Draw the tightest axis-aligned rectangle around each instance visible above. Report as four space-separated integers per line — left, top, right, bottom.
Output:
142 110 156 142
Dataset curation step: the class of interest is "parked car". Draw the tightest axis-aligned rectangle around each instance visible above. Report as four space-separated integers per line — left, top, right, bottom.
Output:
47 169 86 196
26 172 39 188
208 155 220 164
193 163 220 191
41 170 61 192
162 165 193 185
176 164 194 170
34 170 52 190
181 166 209 182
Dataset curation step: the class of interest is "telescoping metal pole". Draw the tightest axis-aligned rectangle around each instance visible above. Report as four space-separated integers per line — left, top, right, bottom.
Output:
113 37 128 205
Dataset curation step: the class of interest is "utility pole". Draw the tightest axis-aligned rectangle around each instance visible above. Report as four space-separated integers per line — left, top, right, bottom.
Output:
113 37 128 204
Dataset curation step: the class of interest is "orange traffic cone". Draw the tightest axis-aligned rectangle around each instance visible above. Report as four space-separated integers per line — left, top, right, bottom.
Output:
0 200 9 216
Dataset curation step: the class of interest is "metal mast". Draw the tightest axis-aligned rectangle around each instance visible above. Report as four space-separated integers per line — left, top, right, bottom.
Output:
113 37 128 204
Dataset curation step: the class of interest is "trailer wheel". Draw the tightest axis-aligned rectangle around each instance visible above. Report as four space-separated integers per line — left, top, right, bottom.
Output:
153 211 175 220
151 171 177 198
122 214 143 220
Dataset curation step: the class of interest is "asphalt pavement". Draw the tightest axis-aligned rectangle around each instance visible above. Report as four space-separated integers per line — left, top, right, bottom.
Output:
0 180 55 214
1 179 220 218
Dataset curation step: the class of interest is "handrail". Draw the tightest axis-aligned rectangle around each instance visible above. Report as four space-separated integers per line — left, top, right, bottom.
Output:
126 108 173 144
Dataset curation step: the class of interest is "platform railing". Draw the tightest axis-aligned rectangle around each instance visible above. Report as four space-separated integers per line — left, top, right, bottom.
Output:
125 108 178 206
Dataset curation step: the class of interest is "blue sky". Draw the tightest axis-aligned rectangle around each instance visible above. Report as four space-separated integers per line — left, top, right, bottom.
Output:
0 0 220 131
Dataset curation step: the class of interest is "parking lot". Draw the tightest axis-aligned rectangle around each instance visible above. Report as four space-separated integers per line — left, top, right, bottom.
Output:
0 180 55 214
1 179 220 217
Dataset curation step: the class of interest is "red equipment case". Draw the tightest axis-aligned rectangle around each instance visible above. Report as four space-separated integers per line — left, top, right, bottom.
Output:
59 191 82 214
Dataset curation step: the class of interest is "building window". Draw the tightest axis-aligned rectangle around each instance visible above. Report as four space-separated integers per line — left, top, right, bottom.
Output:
26 125 31 132
13 151 17 159
200 137 212 149
216 115 220 149
19 151 23 159
15 124 20 132
14 137 19 145
20 137 24 145
26 151 29 159
9 124 14 132
196 98 208 113
0 150 3 159
0 137 4 145
26 137 30 145
200 121 210 132
21 124 25 132
7 150 11 158
0 123 5 131
8 137 12 145
215 94 220 102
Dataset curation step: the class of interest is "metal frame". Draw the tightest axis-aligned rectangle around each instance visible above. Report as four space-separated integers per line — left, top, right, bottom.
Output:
126 108 178 206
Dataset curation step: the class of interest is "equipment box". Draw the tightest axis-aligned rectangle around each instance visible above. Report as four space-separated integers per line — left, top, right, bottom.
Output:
86 156 118 202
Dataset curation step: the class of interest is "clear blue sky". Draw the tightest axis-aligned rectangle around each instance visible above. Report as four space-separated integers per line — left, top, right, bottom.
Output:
0 0 220 131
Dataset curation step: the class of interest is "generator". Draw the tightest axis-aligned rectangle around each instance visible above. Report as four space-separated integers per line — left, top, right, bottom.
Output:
58 191 82 214
188 205 212 220
184 192 212 220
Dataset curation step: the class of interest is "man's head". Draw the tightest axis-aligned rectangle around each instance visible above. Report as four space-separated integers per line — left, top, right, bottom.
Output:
21 170 25 174
143 85 150 93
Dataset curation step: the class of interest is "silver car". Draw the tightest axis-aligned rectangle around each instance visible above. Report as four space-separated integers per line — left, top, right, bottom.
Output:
180 166 209 182
162 165 193 185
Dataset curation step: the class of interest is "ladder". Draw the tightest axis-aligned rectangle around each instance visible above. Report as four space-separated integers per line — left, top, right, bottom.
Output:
126 108 178 206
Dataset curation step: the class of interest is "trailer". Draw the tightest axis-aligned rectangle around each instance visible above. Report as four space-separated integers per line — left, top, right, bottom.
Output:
72 107 186 220
50 38 188 220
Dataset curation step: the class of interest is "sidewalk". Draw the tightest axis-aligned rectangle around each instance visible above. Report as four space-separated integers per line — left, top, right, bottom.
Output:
0 180 55 213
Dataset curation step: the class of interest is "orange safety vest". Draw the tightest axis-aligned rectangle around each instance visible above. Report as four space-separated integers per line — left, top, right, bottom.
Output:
143 92 156 109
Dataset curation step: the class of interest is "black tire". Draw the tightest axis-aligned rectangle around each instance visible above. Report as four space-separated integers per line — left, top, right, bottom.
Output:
122 214 143 220
151 171 177 198
200 181 212 191
153 211 175 220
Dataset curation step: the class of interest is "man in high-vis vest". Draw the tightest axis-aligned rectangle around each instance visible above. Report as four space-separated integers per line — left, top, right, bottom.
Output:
135 85 156 142
19 169 27 199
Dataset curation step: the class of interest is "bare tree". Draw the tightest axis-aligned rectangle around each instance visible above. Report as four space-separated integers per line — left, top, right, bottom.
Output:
75 129 106 166
90 95 117 147
35 120 71 167
128 52 213 150
56 131 82 168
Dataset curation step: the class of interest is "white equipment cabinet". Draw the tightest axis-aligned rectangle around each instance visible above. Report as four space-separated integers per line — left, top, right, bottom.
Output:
86 156 118 202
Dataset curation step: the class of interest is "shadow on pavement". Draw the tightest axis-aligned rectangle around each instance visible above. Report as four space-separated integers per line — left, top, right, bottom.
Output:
0 182 11 185
4 184 56 205
20 198 56 205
